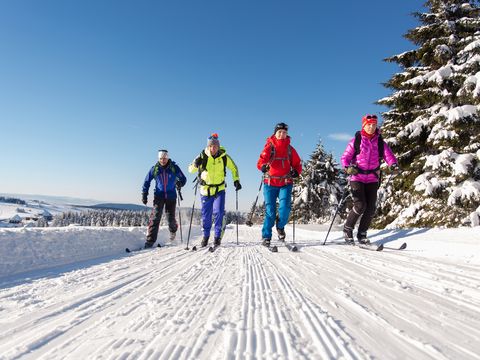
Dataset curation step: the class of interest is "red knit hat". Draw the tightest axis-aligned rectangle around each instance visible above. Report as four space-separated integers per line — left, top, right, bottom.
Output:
362 114 378 128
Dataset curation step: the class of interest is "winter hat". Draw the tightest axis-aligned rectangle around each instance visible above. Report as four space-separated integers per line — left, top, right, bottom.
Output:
274 122 288 134
207 133 220 147
158 149 169 160
362 114 378 128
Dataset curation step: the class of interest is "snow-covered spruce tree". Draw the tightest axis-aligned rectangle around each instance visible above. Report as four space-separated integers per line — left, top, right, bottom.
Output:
293 140 346 224
376 0 480 227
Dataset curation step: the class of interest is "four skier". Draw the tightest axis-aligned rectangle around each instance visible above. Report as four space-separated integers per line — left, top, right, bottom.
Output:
256 122 302 247
142 149 187 248
188 133 241 248
140 117 399 249
341 115 398 244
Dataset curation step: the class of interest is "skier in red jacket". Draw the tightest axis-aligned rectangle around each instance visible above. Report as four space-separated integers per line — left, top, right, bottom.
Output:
257 122 302 247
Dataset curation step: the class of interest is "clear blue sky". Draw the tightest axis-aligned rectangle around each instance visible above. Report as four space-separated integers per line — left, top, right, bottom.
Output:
0 0 423 211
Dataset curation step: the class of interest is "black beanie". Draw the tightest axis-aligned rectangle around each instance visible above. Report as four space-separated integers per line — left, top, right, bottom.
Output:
274 122 288 133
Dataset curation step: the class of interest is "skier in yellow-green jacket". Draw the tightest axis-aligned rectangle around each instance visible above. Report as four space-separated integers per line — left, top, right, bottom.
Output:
189 133 241 247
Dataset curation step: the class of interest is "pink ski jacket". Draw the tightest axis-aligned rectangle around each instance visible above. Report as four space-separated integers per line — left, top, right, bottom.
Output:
341 131 397 183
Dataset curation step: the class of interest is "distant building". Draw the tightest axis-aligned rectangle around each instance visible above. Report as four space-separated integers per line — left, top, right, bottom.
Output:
9 214 22 224
41 209 53 221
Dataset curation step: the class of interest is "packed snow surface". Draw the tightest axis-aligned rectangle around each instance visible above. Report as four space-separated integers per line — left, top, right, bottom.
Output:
0 225 479 359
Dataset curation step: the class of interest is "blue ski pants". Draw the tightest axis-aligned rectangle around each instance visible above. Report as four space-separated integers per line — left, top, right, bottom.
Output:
201 190 226 239
262 183 292 239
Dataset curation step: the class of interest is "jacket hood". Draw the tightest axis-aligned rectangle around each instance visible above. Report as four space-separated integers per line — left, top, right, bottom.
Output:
267 135 291 148
204 146 226 158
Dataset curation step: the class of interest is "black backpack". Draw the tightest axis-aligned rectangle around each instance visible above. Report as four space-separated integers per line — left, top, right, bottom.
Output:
196 150 227 176
354 131 384 166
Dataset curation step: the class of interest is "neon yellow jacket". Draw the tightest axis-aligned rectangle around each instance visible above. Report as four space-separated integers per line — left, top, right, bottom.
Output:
189 146 240 196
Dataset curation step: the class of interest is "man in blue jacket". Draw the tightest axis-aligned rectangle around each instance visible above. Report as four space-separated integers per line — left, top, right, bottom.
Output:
142 149 187 248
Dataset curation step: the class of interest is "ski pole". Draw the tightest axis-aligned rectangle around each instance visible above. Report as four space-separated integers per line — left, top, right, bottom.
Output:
291 186 296 245
245 176 264 227
185 180 199 250
177 188 183 243
323 185 350 245
236 189 239 245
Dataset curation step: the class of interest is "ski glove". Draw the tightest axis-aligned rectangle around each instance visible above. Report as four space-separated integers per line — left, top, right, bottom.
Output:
290 168 299 178
175 180 183 190
234 180 242 191
142 193 148 205
345 165 359 175
389 163 401 174
261 164 270 173
193 157 202 168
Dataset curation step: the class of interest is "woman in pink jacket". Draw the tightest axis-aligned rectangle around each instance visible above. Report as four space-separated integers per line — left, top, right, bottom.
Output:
341 114 398 244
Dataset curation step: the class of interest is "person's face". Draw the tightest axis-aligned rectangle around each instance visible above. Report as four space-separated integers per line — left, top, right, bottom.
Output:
275 129 288 140
364 123 377 135
209 144 219 155
159 156 169 165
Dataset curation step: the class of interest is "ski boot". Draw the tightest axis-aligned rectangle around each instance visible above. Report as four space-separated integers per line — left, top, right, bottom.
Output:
262 238 271 247
169 231 176 242
343 227 355 245
214 237 221 247
144 241 154 249
357 231 370 245
201 236 209 247
277 227 286 241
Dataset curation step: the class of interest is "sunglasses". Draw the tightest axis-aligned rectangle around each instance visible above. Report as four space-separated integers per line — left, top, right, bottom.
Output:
366 115 378 120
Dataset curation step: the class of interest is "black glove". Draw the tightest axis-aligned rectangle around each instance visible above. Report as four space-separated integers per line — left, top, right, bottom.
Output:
234 180 242 191
194 157 202 168
142 193 148 205
175 180 183 190
290 168 299 178
389 163 401 174
261 164 270 173
345 165 359 175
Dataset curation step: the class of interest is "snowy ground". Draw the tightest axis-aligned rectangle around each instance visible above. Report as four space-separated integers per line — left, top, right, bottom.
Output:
0 225 479 359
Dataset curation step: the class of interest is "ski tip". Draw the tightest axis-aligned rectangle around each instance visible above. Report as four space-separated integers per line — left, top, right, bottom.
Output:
376 244 384 251
271 246 278 252
291 246 298 252
192 246 197 251
125 248 131 253
399 242 407 250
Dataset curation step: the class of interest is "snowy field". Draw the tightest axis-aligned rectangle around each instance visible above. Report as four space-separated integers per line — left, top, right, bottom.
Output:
0 225 479 359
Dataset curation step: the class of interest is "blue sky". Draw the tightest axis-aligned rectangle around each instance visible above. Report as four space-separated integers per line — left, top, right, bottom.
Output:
0 0 423 211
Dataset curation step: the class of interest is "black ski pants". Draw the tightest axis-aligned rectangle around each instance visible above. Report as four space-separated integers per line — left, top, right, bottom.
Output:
146 197 177 244
344 181 378 234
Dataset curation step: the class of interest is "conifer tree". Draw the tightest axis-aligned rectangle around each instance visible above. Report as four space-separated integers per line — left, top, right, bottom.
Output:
293 140 345 223
376 0 480 227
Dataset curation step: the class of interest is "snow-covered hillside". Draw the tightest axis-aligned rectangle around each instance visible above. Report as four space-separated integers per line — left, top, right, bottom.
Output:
0 199 81 228
1 225 479 359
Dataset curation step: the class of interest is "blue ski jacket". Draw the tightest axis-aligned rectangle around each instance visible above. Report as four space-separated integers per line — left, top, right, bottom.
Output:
142 160 187 199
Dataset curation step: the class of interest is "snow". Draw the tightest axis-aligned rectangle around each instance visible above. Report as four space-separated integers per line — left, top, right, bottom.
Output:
0 200 80 225
448 179 480 205
404 65 453 86
1 225 480 359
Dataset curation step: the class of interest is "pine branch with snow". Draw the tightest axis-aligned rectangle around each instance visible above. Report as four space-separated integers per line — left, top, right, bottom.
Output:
375 0 480 228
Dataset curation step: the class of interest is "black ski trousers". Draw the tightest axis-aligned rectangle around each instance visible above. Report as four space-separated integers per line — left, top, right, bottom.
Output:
344 181 378 234
146 197 177 244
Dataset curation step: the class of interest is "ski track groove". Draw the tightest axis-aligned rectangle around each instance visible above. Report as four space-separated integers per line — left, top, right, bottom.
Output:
273 241 480 359
1 226 480 359
0 248 197 359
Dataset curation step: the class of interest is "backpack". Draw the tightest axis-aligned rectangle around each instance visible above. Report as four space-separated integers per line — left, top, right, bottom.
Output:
153 160 177 178
354 131 384 167
197 150 227 176
269 142 292 169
